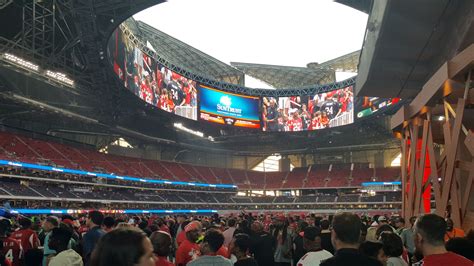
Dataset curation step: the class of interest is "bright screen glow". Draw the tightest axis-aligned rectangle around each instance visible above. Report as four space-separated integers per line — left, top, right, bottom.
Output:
199 84 260 128
108 27 198 120
261 86 353 131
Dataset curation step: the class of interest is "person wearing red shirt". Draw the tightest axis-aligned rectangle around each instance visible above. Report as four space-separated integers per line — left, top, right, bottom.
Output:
413 214 471 266
0 219 23 266
11 218 39 256
175 221 202 266
289 112 303 132
150 231 174 266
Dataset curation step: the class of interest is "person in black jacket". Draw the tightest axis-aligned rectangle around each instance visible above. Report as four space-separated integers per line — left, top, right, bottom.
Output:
249 221 275 266
320 213 382 266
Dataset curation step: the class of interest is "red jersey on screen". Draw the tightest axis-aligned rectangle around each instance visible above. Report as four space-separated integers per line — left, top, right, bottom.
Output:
289 118 303 131
1 236 23 266
183 86 191 105
175 239 200 266
413 252 472 266
171 72 182 81
310 117 322 130
140 83 154 104
11 228 39 254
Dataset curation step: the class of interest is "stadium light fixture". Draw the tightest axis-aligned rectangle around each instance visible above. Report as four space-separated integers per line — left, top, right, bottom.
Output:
3 53 39 72
173 123 204 138
45 70 75 87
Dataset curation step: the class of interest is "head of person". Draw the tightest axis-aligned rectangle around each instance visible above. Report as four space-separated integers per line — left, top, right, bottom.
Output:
87 210 104 228
185 221 202 243
48 227 73 252
149 231 172 258
19 217 32 229
200 229 224 256
395 217 405 229
90 227 155 266
359 241 387 265
42 216 59 232
230 233 251 258
445 237 474 260
380 232 404 258
445 218 454 232
298 221 309 233
377 216 388 226
409 216 417 227
0 219 11 236
376 224 394 240
320 219 330 230
331 213 362 250
303 226 322 252
227 218 236 228
177 215 186 224
251 221 263 233
103 216 115 230
414 214 447 255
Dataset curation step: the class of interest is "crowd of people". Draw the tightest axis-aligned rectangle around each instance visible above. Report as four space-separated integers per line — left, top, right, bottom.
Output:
111 27 197 119
0 211 473 266
261 86 353 132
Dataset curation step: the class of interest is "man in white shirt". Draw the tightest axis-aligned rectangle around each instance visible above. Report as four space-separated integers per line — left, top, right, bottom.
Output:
297 226 333 266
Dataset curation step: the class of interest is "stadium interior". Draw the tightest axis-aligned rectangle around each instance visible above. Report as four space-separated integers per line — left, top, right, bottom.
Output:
0 0 473 232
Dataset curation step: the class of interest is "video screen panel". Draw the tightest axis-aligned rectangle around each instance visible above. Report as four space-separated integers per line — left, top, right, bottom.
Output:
356 97 401 119
261 86 354 132
198 84 260 128
108 27 197 120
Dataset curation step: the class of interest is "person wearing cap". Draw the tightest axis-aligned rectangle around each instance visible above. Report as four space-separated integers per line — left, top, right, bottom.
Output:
188 229 232 266
42 216 59 266
272 215 292 266
297 226 333 266
367 215 389 242
175 221 202 266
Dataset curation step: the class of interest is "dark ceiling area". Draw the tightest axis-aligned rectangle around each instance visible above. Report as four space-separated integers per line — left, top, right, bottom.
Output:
0 0 409 156
356 0 474 99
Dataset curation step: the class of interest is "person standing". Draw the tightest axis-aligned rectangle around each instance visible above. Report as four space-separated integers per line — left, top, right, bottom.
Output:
175 221 202 266
413 214 471 266
42 216 59 266
82 211 105 266
222 218 236 247
297 226 333 266
149 231 174 266
400 216 416 262
48 227 83 266
11 217 40 257
320 213 382 266
444 218 465 242
187 229 232 266
230 233 258 266
250 221 275 266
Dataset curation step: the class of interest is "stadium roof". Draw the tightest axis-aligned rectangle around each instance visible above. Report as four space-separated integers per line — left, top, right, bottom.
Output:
125 18 245 86
356 0 474 99
231 50 359 89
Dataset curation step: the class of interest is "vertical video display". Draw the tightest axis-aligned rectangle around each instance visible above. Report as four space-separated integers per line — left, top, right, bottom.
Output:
108 27 197 120
261 86 354 132
198 84 260 129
